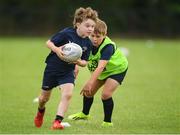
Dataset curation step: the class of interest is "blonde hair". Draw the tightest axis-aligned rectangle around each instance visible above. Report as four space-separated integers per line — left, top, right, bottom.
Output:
94 19 107 36
73 7 98 28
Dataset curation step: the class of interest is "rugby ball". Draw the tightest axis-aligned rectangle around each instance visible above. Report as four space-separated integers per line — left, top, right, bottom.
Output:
61 42 82 62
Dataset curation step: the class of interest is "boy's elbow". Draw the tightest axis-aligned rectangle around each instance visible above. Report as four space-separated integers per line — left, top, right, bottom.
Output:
46 40 50 45
46 40 51 48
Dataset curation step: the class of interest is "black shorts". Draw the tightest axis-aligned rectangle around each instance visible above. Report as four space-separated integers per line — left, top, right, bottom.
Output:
104 68 128 84
41 69 75 91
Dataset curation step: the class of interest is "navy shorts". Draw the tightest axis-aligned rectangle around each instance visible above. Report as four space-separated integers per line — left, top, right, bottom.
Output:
41 68 75 91
104 68 128 84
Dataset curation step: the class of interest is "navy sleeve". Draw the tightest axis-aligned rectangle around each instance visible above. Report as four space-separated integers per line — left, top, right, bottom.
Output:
100 44 114 60
50 32 65 46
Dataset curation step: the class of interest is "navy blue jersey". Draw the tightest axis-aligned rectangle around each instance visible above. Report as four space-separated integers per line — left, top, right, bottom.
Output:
92 43 114 60
45 27 92 73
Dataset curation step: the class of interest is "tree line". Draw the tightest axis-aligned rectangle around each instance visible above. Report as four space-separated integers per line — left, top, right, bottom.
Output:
0 0 180 37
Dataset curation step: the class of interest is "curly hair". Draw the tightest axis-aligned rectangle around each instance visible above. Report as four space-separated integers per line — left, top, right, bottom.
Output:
73 7 98 28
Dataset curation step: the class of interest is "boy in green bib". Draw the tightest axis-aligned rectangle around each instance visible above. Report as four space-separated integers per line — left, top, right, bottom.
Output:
68 19 128 127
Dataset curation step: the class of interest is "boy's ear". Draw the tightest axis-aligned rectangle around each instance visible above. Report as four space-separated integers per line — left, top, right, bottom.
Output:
76 22 81 28
104 31 107 36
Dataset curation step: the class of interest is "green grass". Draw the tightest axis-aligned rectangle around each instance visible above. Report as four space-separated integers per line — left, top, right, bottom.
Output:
0 37 180 134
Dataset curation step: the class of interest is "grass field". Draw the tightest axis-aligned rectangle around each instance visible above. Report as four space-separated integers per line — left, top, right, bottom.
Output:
0 37 180 134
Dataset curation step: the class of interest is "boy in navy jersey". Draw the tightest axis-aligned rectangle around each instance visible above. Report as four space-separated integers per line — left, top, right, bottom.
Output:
34 7 98 130
68 19 128 127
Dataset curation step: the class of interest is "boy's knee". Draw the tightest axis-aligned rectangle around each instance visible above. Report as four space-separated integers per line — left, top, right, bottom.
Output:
101 92 111 100
39 96 49 103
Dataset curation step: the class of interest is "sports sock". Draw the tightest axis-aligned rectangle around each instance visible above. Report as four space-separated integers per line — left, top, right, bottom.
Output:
102 97 114 122
55 115 64 122
38 107 45 113
82 96 94 115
